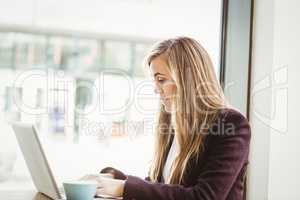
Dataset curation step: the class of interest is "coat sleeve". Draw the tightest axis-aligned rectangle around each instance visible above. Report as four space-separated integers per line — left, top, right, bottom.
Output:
122 110 251 200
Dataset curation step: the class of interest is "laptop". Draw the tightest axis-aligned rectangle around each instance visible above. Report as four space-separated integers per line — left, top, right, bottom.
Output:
11 122 110 200
11 122 64 199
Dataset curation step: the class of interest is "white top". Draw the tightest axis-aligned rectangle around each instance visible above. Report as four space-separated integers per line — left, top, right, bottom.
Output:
162 136 179 183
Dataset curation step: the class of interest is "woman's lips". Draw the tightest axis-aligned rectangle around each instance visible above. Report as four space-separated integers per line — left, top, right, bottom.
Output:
160 98 168 104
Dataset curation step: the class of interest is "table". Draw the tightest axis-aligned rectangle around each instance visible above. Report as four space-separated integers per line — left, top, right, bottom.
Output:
0 174 112 199
0 179 109 200
0 190 52 200
0 190 110 200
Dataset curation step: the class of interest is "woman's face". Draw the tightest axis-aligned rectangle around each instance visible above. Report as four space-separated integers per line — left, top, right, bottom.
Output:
150 56 177 113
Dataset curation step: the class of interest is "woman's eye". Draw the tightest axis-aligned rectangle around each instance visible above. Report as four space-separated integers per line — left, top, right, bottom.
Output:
158 78 165 83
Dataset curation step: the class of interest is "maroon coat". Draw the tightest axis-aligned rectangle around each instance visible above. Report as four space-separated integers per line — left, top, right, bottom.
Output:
123 108 251 200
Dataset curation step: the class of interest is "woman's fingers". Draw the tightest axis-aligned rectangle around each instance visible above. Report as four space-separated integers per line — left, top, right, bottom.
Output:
97 181 103 188
96 177 125 197
96 187 106 195
99 173 114 179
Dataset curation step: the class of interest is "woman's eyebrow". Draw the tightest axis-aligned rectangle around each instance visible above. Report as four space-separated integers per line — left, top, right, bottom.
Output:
154 72 165 77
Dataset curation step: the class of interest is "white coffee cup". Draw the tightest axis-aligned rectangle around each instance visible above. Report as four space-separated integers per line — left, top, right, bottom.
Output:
63 180 97 200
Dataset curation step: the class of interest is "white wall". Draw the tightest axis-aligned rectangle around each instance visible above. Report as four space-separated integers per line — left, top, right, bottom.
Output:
268 0 300 199
249 0 300 199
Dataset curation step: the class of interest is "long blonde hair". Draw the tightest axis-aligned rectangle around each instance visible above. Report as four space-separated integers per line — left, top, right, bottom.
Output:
146 37 227 184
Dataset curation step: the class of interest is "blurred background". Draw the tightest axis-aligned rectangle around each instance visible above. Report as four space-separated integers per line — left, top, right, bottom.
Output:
0 0 222 191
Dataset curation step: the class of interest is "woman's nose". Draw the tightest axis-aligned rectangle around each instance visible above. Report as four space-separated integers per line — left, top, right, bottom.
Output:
154 87 162 95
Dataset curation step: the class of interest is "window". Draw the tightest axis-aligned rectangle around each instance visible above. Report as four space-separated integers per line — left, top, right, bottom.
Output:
0 0 222 187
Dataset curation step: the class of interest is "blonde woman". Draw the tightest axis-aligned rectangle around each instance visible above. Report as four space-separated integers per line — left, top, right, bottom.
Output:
97 37 251 200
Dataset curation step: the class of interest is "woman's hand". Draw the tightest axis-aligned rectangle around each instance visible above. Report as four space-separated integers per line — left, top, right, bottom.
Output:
97 176 125 198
